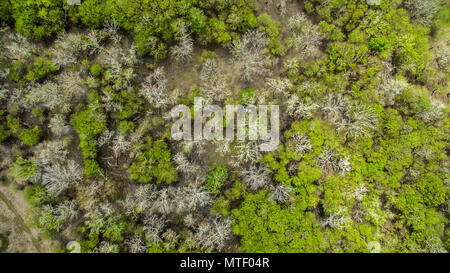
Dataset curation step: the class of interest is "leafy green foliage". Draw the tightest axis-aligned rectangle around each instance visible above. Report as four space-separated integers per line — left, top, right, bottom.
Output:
18 125 42 146
129 137 178 184
11 156 36 181
71 90 106 177
11 0 66 39
206 165 228 196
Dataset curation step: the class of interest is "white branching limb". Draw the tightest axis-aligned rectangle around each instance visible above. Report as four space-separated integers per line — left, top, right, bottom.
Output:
35 140 69 166
183 214 197 229
143 213 167 244
4 32 37 60
111 134 131 158
42 160 83 197
179 185 212 212
195 218 232 251
25 82 73 114
379 78 408 106
56 71 85 96
266 77 293 97
404 0 440 26
170 26 194 64
338 155 352 175
241 164 271 191
49 114 71 137
91 241 120 253
288 13 323 59
317 148 351 175
288 133 312 156
232 142 261 166
140 67 170 108
104 19 122 45
125 235 147 253
286 94 319 119
200 58 230 102
270 183 294 204
320 207 349 229
174 152 199 175
419 99 445 124
339 104 379 140
352 184 368 202
97 129 114 147
322 94 351 124
214 139 232 156
231 30 270 82
52 32 83 66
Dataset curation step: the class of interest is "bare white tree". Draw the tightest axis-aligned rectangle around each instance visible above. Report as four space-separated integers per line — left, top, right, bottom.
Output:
36 140 69 166
49 114 71 137
270 183 294 204
338 104 379 140
233 141 261 166
111 133 131 158
379 78 408 106
91 241 120 253
289 133 312 156
140 67 170 108
320 207 349 229
241 164 271 191
42 160 83 196
418 99 445 124
25 82 72 114
97 129 114 147
52 32 83 66
286 95 319 119
200 58 230 102
404 0 440 26
143 213 167 244
195 218 232 251
170 26 194 64
179 185 212 212
104 19 122 45
174 152 199 176
322 94 351 124
266 77 293 97
4 32 37 60
125 235 147 253
231 30 270 82
288 13 323 59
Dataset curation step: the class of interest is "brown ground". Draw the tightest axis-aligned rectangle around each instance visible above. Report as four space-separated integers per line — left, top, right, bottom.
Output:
0 180 56 253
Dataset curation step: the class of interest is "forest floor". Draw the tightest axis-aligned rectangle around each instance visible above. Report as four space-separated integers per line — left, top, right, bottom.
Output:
0 180 54 252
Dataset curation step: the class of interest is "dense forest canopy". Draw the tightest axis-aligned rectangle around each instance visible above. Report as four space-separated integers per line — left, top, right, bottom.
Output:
0 0 448 253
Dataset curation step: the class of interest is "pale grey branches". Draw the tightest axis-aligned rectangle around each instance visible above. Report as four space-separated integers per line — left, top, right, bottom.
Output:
231 30 270 82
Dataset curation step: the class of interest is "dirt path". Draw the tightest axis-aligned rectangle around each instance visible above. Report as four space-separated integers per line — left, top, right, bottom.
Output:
0 182 46 252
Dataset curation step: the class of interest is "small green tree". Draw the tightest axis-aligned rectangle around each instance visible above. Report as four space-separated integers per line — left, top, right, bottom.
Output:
206 165 228 196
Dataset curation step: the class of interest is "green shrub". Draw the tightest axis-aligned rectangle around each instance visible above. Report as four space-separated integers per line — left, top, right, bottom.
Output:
24 185 53 207
11 156 36 181
129 137 178 184
24 57 59 82
206 165 228 196
90 63 103 77
0 124 10 142
19 126 42 146
11 0 66 39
